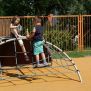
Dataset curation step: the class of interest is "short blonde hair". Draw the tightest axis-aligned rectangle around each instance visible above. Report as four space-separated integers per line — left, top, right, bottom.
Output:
11 16 20 24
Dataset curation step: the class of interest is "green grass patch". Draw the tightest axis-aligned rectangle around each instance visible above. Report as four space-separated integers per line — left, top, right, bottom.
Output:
52 51 91 59
66 51 91 58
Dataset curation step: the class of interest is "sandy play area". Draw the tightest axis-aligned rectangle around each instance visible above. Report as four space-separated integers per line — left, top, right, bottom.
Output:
0 56 91 91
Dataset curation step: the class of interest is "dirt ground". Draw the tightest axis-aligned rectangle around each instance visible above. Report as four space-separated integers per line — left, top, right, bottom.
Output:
0 56 91 91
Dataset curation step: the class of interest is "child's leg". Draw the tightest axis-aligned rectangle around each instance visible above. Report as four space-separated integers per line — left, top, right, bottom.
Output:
34 54 44 67
18 39 27 55
18 39 29 61
33 41 46 67
41 52 48 64
41 52 46 61
35 54 40 64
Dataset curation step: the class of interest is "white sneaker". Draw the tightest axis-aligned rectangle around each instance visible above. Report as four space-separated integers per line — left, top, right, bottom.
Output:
37 64 44 68
44 62 49 66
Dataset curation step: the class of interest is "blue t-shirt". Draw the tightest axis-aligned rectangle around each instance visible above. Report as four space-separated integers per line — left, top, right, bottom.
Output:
33 25 43 42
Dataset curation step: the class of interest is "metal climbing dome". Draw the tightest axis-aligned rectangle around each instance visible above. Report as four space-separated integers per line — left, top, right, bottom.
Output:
0 37 82 82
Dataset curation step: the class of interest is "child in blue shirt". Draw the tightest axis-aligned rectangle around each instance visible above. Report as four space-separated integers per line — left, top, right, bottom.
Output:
26 16 48 67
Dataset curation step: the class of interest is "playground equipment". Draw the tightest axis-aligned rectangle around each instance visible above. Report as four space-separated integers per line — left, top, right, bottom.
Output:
0 36 82 82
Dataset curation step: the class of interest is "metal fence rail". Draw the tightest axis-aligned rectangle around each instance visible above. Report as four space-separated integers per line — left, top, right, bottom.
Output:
82 15 91 50
0 15 91 51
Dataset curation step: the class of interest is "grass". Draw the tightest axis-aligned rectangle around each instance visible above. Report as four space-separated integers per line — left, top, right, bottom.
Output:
66 51 91 58
51 51 91 59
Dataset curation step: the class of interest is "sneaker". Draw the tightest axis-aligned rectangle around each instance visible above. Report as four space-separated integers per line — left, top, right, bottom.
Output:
37 64 44 68
25 55 29 61
33 63 44 68
44 62 49 66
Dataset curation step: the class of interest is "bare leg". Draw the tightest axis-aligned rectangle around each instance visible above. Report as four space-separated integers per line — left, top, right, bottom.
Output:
41 52 46 60
18 39 29 61
20 45 27 56
35 55 40 64
41 52 48 65
32 54 44 67
18 39 27 55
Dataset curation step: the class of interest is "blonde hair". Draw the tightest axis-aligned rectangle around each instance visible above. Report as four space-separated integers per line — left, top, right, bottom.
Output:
11 16 20 24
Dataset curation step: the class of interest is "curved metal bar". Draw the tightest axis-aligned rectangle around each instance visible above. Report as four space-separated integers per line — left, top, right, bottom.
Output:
0 38 82 82
45 41 82 83
0 36 26 45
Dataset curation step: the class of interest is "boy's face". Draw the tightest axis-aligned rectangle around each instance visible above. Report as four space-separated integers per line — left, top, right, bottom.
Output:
15 18 20 24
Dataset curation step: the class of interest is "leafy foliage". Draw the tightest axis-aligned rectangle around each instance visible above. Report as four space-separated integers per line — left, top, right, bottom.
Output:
43 30 77 51
0 0 91 16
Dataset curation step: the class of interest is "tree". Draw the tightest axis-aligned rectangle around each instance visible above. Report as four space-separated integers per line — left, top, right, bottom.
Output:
0 0 5 15
1 0 34 16
67 0 86 14
0 0 91 16
83 0 91 14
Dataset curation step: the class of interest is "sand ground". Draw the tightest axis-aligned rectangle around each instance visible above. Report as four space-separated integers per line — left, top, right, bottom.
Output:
0 56 91 91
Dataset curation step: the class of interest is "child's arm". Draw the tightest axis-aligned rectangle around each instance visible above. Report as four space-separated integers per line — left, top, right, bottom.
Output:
26 27 36 40
10 23 18 29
